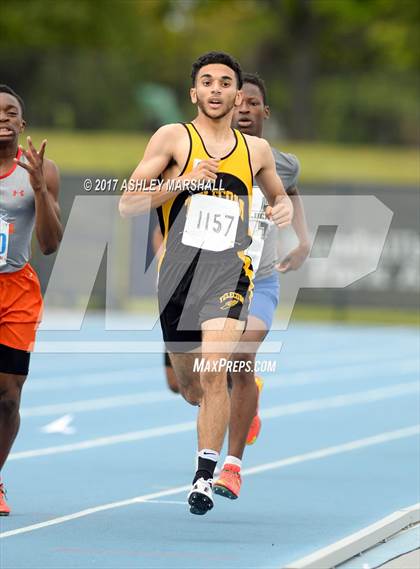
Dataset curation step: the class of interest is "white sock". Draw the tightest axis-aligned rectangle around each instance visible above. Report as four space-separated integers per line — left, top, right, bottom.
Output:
197 449 219 463
224 455 242 469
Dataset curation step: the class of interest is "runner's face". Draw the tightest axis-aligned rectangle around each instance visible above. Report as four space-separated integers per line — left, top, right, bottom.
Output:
232 82 269 137
0 93 25 146
191 64 241 120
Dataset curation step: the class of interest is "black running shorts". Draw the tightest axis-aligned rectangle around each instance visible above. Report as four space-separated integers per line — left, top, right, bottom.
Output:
158 252 253 353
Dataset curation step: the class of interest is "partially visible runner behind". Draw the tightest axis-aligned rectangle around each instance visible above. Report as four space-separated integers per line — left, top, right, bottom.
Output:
153 73 310 500
0 85 62 516
120 52 293 515
213 73 310 499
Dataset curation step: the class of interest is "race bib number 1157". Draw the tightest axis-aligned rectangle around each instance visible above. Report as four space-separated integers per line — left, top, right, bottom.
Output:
182 194 240 252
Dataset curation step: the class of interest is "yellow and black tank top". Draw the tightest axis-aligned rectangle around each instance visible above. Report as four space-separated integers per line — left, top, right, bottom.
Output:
157 122 253 263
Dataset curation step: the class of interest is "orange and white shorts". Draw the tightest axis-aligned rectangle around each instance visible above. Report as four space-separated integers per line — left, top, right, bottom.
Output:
0 264 43 352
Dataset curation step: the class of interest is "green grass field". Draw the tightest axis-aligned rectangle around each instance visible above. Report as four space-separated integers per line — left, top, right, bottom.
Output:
290 304 419 326
25 129 419 186
123 297 419 326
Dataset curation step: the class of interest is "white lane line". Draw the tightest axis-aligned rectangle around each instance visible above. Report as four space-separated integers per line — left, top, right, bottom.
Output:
0 485 191 539
20 390 178 417
20 360 419 417
261 382 419 419
2 425 418 540
10 421 196 460
284 502 420 569
11 383 419 461
265 359 418 390
239 425 420 477
20 378 419 419
26 368 162 392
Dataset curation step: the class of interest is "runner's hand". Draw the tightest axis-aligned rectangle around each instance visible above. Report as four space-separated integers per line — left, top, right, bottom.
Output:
276 243 310 273
184 159 219 182
266 195 293 229
14 137 47 192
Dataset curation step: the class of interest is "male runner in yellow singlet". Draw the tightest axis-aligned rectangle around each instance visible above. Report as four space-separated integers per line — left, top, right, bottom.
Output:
120 52 293 515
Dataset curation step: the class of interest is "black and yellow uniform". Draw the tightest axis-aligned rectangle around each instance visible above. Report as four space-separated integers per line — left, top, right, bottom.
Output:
158 122 254 352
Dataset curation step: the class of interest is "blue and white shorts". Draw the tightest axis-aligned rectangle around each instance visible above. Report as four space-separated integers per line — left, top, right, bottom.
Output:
249 272 280 330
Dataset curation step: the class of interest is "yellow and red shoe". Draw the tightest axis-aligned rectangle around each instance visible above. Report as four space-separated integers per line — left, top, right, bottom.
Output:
0 483 10 516
213 464 241 500
246 376 264 445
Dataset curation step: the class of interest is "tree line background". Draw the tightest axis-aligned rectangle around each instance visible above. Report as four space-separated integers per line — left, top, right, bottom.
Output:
1 0 418 145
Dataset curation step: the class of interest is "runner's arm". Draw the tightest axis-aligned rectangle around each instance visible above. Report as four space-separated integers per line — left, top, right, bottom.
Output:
119 125 180 217
288 185 310 251
119 126 219 217
35 159 62 254
255 139 293 228
15 137 62 254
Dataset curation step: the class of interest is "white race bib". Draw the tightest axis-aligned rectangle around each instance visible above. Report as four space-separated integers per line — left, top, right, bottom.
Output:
246 186 271 272
182 194 240 252
0 217 10 267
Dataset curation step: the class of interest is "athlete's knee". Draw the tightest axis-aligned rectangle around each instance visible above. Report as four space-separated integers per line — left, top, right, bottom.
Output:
230 368 254 387
231 371 253 388
0 396 20 418
229 354 255 387
180 384 201 406
0 380 24 418
200 369 227 393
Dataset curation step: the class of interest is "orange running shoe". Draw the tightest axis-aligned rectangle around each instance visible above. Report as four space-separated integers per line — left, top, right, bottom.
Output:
246 376 264 445
0 482 10 516
213 464 241 499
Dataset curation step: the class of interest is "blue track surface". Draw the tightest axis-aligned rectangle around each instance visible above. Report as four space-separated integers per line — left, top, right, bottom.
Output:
1 317 419 569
